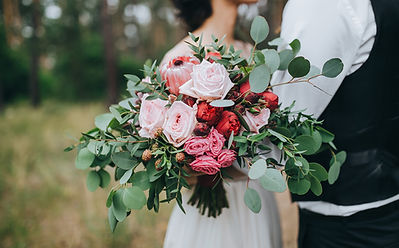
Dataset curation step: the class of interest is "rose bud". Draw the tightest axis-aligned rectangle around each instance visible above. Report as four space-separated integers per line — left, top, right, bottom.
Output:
160 56 200 95
258 91 279 111
205 51 222 63
155 159 162 171
234 104 246 114
182 95 196 107
196 101 223 126
215 111 241 138
176 152 185 163
239 80 260 104
193 122 211 136
152 127 163 138
226 85 241 101
142 149 152 162
248 106 261 114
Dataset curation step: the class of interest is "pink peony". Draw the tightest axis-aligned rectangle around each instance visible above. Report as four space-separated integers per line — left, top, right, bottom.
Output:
243 108 271 134
206 127 226 157
184 137 210 156
162 101 197 147
217 149 237 168
138 94 169 138
160 56 200 95
179 60 234 100
189 155 221 175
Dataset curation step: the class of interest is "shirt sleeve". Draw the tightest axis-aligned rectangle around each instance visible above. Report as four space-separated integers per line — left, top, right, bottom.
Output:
270 0 373 118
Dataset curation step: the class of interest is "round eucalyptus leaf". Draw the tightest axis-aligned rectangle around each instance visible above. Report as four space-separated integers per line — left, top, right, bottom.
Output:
112 189 127 222
210 99 235 108
322 58 344 78
118 98 135 110
249 64 271 93
288 178 311 195
95 113 114 131
258 168 286 192
309 175 322 196
248 159 267 179
336 151 347 165
262 49 280 73
316 126 335 143
119 168 133 184
309 163 328 181
75 147 95 170
289 39 301 56
288 56 310 78
250 16 269 44
112 152 136 170
123 186 147 210
244 188 262 213
86 171 101 192
328 162 341 184
268 37 284 47
278 49 294 70
131 171 151 190
98 169 111 188
295 134 322 155
108 207 118 233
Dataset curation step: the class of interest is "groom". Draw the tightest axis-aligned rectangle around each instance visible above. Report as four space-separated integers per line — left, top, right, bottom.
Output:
270 0 399 247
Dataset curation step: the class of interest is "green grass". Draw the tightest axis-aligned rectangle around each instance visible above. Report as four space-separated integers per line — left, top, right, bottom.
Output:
0 101 173 248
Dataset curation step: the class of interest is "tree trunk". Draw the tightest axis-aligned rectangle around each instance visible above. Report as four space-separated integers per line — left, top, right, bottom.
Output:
2 0 22 47
101 0 118 105
29 0 40 107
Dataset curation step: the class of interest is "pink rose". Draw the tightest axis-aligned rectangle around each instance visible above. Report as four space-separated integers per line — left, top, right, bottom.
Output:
138 94 169 138
184 137 210 156
206 127 226 157
160 56 200 95
189 155 221 175
243 108 271 134
162 101 197 147
217 149 237 168
179 60 234 100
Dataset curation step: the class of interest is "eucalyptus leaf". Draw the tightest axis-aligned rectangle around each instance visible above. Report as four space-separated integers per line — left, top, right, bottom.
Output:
288 56 310 78
120 169 133 184
244 188 262 213
295 134 322 155
106 189 115 208
123 186 147 210
249 64 271 93
124 74 140 83
75 148 95 170
112 152 137 170
309 175 322 196
288 178 311 195
250 16 269 44
87 171 101 192
95 113 114 131
268 37 284 47
328 162 341 184
108 207 118 232
131 171 151 190
227 132 234 149
210 99 235 108
109 106 123 123
112 189 127 222
268 129 287 142
309 163 328 181
289 39 301 56
98 169 111 188
258 168 286 192
248 159 267 179
322 58 344 78
262 49 280 73
278 49 294 70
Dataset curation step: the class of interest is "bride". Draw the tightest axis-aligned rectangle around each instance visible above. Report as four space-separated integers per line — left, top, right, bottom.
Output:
161 0 282 247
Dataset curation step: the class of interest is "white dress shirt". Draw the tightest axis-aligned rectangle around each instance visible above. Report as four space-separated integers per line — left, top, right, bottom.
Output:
270 0 399 216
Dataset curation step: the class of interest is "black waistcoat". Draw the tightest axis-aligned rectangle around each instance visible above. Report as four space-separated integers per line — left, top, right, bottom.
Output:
291 0 399 205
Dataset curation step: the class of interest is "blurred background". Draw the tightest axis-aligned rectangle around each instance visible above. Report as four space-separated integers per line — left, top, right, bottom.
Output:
0 0 298 247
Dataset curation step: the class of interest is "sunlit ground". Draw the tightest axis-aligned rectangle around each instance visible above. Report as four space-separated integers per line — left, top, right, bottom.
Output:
0 101 297 248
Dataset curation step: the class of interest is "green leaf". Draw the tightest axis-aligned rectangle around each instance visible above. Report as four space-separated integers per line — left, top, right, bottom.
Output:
249 64 271 93
87 171 101 192
250 16 269 44
210 99 234 108
98 169 111 188
328 162 341 184
288 56 311 78
112 189 127 222
248 159 267 179
124 74 140 83
227 132 234 149
268 129 287 142
119 98 135 110
322 58 344 78
268 37 284 47
112 152 137 170
289 39 301 56
295 134 322 155
120 168 133 184
108 208 118 233
278 49 294 70
109 106 123 123
106 189 115 208
233 136 247 143
336 151 347 164
258 168 286 192
262 49 280 73
244 188 262 213
75 148 95 170
95 113 114 131
316 126 335 143
123 186 147 210
131 171 151 190
309 163 328 181
288 178 311 195
309 175 322 196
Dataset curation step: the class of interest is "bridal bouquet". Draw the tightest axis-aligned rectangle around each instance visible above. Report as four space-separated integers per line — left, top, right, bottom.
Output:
67 16 346 232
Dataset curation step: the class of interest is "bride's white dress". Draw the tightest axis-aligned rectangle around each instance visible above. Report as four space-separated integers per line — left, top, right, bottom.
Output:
163 179 282 248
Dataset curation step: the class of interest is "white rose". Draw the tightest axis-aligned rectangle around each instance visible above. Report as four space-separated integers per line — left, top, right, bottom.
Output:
179 60 234 100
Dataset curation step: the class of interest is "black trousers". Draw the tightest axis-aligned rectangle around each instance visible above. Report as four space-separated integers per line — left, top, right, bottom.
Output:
298 200 399 248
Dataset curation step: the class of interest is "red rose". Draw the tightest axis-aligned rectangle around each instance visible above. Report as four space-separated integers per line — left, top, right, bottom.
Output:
217 149 237 168
239 81 260 104
193 122 211 136
205 52 222 63
206 127 226 157
189 155 221 175
215 111 241 138
226 85 241 101
258 91 279 111
196 101 223 126
182 95 196 107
